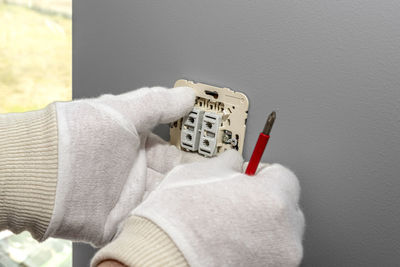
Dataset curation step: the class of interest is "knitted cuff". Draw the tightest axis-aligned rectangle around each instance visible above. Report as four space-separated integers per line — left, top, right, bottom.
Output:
91 216 188 267
0 104 58 241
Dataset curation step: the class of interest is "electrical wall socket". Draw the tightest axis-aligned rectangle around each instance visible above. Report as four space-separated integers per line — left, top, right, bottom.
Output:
170 79 249 157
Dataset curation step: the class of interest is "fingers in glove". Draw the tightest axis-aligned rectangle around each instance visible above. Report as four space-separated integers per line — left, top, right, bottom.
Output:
177 149 244 177
211 149 244 172
120 87 195 133
257 163 301 204
145 133 205 171
160 149 245 188
145 133 182 174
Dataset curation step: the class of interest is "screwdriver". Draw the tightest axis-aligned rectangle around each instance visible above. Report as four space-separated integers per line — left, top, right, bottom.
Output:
245 111 276 175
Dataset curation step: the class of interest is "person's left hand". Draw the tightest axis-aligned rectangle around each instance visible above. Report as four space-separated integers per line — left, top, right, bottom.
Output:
44 86 196 246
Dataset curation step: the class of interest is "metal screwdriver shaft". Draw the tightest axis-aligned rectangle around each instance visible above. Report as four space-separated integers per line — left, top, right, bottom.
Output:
245 111 276 176
263 111 276 135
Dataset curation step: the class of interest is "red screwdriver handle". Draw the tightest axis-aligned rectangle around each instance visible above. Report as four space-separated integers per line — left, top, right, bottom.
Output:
245 133 270 175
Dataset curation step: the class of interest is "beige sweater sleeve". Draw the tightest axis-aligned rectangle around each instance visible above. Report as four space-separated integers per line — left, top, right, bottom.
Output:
92 216 189 267
0 104 58 240
0 105 187 266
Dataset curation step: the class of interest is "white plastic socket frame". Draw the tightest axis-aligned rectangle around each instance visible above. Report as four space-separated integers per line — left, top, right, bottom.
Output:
170 79 249 157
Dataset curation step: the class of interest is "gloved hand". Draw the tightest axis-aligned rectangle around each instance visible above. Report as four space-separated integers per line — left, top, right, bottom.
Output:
92 150 305 267
43 86 196 246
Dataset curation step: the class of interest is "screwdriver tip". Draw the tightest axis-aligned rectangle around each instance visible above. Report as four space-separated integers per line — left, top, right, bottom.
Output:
263 111 276 135
269 111 276 121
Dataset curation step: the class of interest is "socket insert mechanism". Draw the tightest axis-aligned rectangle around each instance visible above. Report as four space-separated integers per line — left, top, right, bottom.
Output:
198 112 222 156
180 108 204 151
170 79 249 157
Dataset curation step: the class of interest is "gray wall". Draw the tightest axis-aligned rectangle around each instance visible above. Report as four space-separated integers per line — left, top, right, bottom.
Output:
73 1 400 266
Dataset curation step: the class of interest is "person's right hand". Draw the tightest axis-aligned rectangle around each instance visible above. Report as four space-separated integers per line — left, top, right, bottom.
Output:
44 86 196 247
93 150 305 267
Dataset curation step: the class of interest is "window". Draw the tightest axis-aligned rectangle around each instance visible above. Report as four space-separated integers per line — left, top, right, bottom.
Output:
0 0 72 266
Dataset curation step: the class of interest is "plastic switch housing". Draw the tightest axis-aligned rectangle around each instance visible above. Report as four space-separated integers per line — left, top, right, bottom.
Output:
198 112 222 156
180 108 204 151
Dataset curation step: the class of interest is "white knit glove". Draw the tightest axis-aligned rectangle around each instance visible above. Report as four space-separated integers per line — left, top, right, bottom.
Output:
132 150 305 267
43 86 195 246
